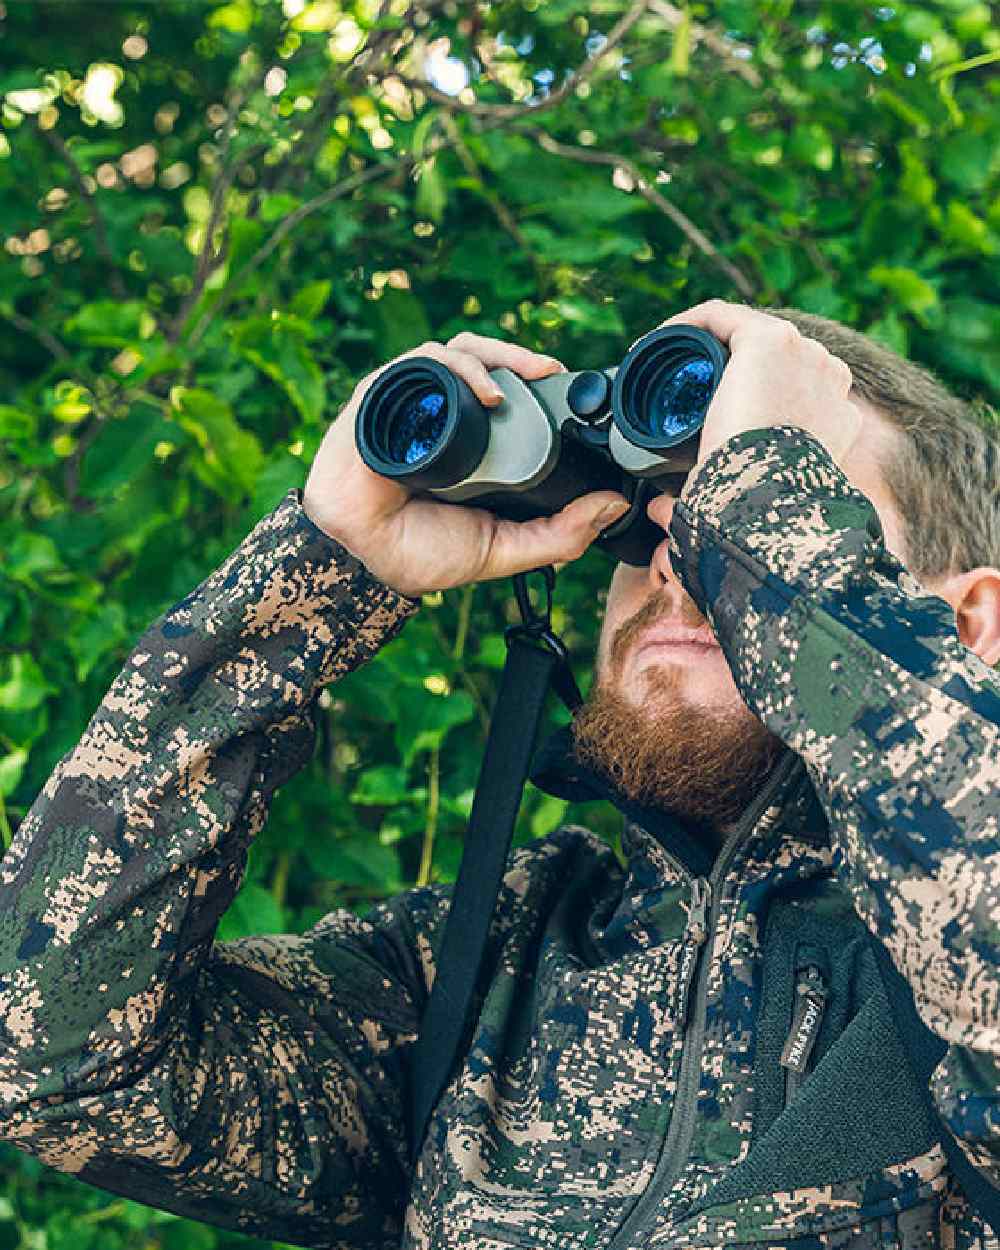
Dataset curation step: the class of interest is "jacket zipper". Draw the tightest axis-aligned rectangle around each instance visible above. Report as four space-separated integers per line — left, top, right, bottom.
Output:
781 964 828 1105
608 755 798 1250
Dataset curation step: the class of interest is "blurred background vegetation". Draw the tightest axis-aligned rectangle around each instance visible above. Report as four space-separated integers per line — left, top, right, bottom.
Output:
1 0 998 1246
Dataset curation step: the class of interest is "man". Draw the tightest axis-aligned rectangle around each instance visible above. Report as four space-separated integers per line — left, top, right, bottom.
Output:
1 301 998 1250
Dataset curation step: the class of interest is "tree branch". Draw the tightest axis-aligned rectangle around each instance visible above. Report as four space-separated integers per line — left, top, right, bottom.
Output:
34 120 128 299
519 128 756 298
0 304 72 363
645 0 761 87
399 0 650 120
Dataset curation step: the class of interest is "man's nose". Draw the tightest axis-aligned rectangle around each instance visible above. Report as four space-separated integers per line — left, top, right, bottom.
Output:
644 492 679 590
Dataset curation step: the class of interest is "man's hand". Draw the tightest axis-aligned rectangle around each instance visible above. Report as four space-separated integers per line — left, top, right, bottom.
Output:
654 300 864 471
303 333 629 597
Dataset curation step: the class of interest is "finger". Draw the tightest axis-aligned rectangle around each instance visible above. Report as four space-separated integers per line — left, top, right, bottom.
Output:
482 492 630 579
373 340 508 408
445 331 566 378
654 300 793 348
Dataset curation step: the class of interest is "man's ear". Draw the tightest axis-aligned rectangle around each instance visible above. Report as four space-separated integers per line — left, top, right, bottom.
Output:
927 566 1000 666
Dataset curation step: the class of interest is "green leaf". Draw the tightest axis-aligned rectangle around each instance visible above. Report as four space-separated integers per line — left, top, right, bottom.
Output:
64 301 155 347
369 288 433 359
3 531 61 582
788 124 834 171
0 653 52 713
259 193 302 224
415 158 447 222
309 834 403 891
81 403 178 498
66 603 128 683
867 265 939 316
395 689 475 766
217 883 285 942
0 404 37 439
231 316 326 423
942 201 995 254
289 279 332 320
350 764 409 805
171 387 264 502
0 748 28 797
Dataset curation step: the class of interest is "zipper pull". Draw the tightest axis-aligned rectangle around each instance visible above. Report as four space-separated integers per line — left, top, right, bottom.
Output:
780 965 828 1077
675 878 711 1029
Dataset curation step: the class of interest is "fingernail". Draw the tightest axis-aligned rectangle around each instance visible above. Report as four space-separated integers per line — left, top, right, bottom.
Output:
596 500 629 527
541 356 566 372
487 382 504 399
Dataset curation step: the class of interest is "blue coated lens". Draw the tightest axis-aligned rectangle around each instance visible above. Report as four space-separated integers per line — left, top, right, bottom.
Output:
387 389 448 464
643 358 714 440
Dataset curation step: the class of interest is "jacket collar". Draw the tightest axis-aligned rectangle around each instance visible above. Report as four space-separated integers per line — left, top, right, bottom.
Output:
529 725 829 879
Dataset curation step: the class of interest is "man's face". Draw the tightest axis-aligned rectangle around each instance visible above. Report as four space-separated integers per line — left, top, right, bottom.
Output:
572 404 910 838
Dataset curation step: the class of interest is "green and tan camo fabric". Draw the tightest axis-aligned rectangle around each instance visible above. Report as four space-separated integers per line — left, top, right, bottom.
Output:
1 427 999 1250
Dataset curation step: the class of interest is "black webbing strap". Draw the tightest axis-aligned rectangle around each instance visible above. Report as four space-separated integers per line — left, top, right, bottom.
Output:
407 569 580 1168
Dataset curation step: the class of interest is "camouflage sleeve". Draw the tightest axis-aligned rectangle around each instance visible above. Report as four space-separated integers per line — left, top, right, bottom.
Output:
0 488 426 1249
667 425 1000 1187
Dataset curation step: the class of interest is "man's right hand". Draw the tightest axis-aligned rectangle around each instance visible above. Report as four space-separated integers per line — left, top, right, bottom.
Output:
302 332 630 598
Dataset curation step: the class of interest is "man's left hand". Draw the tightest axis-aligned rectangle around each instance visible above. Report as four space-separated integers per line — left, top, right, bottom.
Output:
653 300 864 472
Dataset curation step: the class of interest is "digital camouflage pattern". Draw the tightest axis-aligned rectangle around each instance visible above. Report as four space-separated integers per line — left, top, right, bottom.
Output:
1 427 999 1249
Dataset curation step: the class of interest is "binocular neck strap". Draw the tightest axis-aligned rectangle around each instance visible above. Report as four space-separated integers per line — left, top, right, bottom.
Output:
407 569 580 1168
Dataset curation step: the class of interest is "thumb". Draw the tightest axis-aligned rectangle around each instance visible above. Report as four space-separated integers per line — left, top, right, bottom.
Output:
482 492 630 579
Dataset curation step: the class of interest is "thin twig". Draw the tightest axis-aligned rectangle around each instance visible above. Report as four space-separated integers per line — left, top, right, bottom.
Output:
645 0 761 86
401 0 650 120
438 111 538 258
0 304 72 362
34 120 127 299
184 153 417 350
521 129 755 298
416 745 440 887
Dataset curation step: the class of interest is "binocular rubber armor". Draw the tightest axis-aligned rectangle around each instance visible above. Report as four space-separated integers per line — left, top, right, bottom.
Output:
355 324 728 565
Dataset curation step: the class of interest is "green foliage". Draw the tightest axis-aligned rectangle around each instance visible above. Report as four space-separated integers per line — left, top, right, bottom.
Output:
1 0 998 1245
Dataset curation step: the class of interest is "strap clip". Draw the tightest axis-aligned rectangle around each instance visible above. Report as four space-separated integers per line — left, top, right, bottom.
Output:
506 566 581 711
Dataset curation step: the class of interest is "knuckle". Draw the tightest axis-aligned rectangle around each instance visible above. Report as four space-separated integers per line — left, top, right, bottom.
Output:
447 331 474 349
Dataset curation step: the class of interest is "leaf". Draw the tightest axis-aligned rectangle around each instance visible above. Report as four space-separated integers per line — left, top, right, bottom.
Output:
3 531 61 582
668 7 692 75
217 883 285 942
64 301 155 347
289 279 332 320
259 192 302 224
66 603 128 683
171 387 265 502
369 288 433 359
309 835 403 891
350 765 409 805
415 158 447 223
867 265 939 316
0 748 28 797
80 403 178 498
395 689 476 766
0 405 37 439
231 316 326 423
0 653 53 712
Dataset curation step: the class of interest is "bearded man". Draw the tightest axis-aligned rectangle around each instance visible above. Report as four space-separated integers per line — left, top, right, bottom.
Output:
2 302 999 1250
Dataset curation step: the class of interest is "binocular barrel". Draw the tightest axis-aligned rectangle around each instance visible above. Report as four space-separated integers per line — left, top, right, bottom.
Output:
355 325 728 566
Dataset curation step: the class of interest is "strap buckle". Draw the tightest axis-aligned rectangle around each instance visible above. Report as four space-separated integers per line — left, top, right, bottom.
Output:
505 566 581 711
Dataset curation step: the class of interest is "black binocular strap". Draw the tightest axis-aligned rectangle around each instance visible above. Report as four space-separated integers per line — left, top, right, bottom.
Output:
406 630 569 1168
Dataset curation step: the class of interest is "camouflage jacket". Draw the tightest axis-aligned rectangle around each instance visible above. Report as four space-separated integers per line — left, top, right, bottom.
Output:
2 427 999 1250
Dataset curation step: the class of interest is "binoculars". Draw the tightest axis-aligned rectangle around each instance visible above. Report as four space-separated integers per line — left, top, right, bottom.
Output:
355 324 728 565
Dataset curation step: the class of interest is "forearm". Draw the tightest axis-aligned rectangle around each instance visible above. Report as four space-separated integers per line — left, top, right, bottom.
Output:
668 427 1000 1033
0 488 417 1110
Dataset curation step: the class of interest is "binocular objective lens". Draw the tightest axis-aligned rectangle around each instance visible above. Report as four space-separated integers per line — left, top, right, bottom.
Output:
385 389 448 465
645 357 714 440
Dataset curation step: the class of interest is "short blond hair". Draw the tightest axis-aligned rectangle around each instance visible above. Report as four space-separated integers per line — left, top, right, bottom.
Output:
765 307 1000 580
